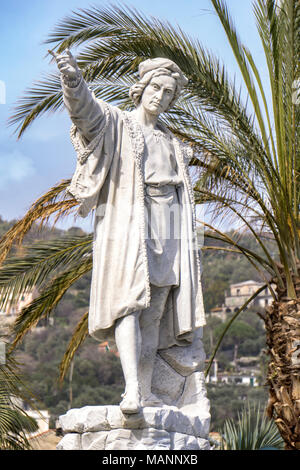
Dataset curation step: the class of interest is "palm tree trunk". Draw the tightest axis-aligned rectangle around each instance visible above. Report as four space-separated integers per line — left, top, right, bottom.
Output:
265 273 300 450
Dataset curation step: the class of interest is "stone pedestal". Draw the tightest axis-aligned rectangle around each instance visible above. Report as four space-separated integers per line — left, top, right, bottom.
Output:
57 329 211 450
57 403 210 450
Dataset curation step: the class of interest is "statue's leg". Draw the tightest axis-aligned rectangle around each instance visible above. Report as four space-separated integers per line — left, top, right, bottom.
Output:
138 285 171 406
115 311 142 414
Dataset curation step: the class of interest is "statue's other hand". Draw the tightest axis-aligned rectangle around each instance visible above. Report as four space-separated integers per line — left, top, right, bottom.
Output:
49 48 80 79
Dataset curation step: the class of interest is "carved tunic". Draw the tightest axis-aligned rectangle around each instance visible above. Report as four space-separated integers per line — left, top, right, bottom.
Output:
143 128 182 287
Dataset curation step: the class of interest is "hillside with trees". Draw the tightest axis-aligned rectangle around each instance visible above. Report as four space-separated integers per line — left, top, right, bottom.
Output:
201 229 278 312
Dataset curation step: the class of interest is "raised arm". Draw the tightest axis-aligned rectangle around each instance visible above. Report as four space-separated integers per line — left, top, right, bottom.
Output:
50 49 105 143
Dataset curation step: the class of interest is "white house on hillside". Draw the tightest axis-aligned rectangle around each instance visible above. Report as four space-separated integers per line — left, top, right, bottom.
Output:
224 280 274 313
209 280 274 319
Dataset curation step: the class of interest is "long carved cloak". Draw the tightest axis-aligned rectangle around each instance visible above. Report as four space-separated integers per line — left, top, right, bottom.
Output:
64 81 206 349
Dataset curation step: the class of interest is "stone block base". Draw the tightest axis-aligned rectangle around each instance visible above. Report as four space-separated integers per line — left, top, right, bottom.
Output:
57 405 211 450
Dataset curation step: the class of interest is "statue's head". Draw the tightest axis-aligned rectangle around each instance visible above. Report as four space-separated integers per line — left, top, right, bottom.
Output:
129 58 188 114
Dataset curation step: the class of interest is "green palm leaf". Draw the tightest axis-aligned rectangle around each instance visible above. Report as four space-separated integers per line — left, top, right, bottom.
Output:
0 347 39 449
59 311 89 383
0 235 92 311
0 179 77 266
11 257 92 348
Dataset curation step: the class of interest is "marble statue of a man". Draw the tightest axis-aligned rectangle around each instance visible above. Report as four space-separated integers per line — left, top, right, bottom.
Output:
51 49 206 415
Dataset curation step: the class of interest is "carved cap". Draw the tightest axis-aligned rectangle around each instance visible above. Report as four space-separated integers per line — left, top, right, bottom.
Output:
138 58 188 87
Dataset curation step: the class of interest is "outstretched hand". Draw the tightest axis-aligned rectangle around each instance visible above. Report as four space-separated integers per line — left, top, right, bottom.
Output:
49 48 80 80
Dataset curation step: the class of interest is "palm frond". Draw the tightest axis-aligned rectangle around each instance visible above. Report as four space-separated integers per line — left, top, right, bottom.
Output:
0 234 92 312
0 346 39 449
0 179 77 266
59 311 89 383
9 2 267 162
202 222 278 280
7 74 63 139
11 257 92 348
211 0 274 161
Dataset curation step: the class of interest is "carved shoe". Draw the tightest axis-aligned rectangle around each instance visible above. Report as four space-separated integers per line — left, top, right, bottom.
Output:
120 383 141 414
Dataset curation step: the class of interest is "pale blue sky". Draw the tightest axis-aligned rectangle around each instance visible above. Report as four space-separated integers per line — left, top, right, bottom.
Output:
0 0 267 230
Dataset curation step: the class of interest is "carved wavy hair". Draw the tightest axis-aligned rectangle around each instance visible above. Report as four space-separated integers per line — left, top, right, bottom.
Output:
129 68 184 111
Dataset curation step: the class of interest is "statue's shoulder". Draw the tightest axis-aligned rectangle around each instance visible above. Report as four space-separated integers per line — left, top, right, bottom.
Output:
94 97 123 121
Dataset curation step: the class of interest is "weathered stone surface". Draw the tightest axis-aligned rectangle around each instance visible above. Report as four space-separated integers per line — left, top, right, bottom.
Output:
57 433 82 450
170 432 210 450
197 437 211 450
58 404 210 438
159 329 206 376
106 405 123 429
57 427 211 450
142 406 176 431
181 409 211 438
152 355 185 405
82 431 108 450
177 371 210 413
143 405 209 438
138 428 170 450
105 428 170 450
57 403 212 450
58 406 109 433
105 429 135 450
107 405 144 429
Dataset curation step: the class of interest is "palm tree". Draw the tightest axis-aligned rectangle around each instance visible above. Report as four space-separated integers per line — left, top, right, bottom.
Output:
0 341 38 449
1 0 299 448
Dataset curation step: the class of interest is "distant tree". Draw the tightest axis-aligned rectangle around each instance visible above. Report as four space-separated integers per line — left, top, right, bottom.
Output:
202 278 228 312
207 384 268 430
214 321 257 367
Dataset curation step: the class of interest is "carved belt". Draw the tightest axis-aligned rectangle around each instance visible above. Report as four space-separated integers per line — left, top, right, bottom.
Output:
144 183 182 197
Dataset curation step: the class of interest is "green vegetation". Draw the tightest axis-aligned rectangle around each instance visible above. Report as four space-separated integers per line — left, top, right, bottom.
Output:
201 230 277 312
205 317 264 367
17 326 124 428
219 403 284 450
207 385 269 432
0 346 39 449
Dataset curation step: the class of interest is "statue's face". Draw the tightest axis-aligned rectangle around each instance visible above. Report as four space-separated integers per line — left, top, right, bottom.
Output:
140 74 177 115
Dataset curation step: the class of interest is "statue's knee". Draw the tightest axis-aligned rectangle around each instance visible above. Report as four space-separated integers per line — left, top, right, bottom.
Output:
140 344 156 361
140 315 160 330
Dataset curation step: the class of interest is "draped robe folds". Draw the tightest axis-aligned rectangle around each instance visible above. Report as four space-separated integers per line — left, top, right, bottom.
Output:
63 79 206 350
